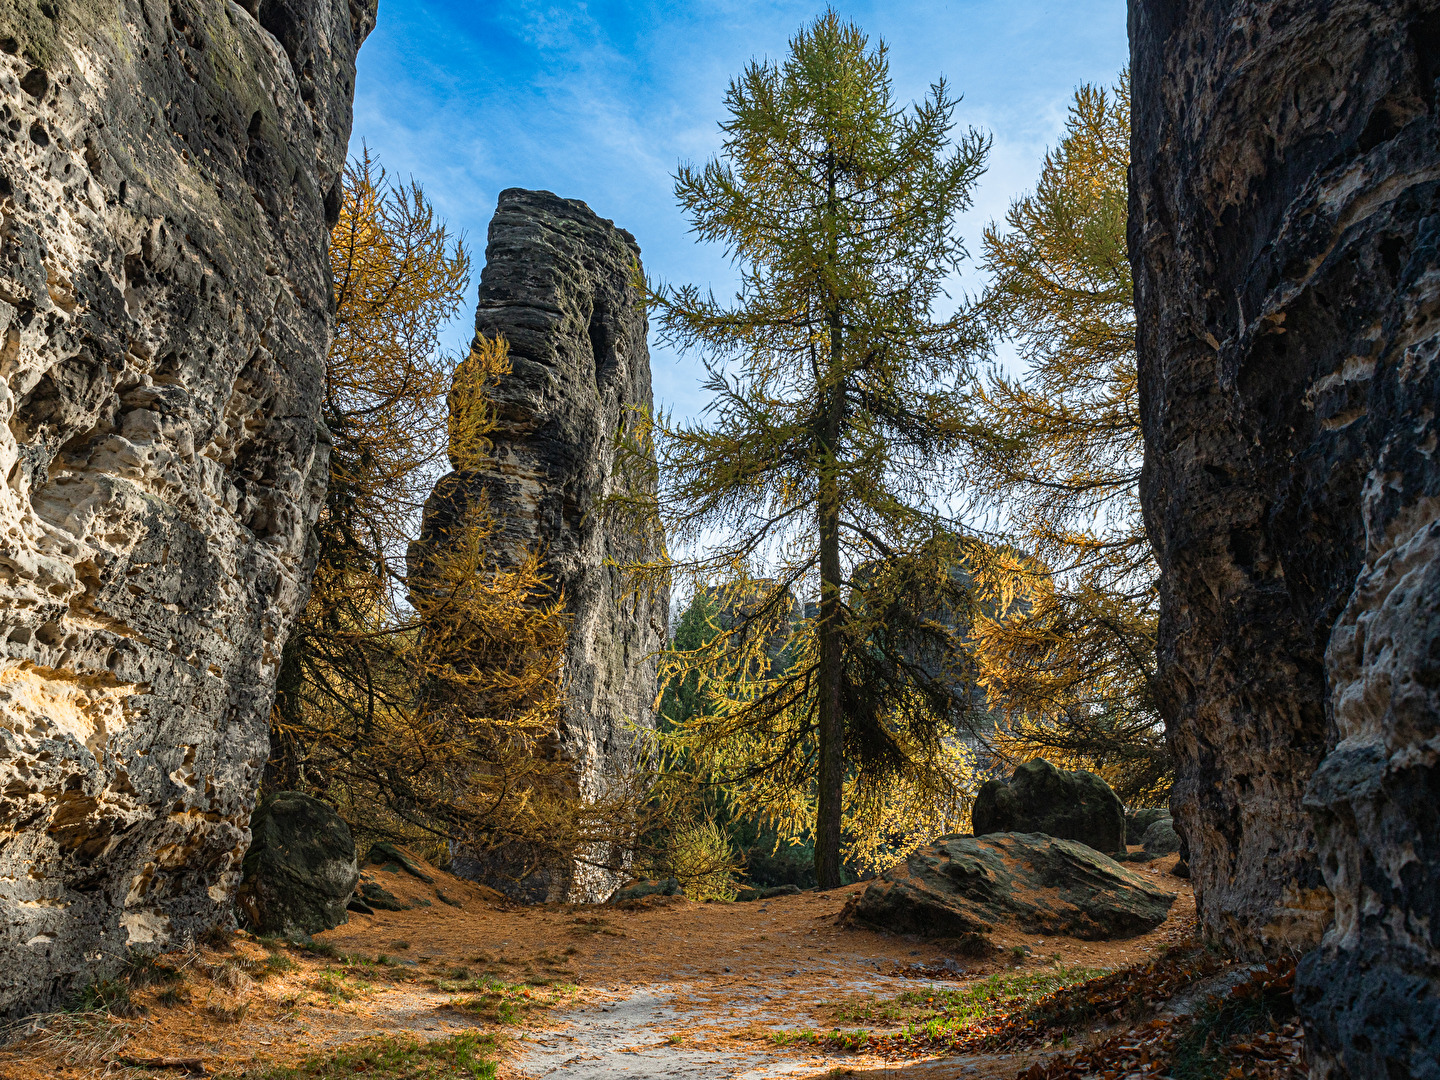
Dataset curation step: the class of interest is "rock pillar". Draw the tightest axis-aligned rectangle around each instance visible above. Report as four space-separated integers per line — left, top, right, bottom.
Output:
0 0 374 1013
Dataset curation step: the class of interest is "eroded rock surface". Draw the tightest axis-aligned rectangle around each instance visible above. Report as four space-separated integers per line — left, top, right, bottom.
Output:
0 0 374 1013
846 833 1175 941
1130 1 1440 1073
411 189 668 904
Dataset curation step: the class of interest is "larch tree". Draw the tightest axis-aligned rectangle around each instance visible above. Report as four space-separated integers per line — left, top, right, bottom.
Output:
640 11 991 887
267 153 587 871
964 76 1168 803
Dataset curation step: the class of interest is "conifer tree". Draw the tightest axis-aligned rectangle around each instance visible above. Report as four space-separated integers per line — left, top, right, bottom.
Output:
643 10 990 887
965 76 1168 802
267 155 594 871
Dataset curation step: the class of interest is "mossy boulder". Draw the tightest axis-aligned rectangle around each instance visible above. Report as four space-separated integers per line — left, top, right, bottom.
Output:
1142 817 1182 855
1126 807 1171 845
610 877 683 903
237 793 359 938
844 832 1175 940
973 758 1126 854
365 841 434 882
736 884 802 902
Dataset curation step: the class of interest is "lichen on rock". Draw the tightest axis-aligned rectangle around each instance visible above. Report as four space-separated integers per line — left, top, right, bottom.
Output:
972 757 1126 855
236 791 359 938
0 0 375 1014
845 832 1175 941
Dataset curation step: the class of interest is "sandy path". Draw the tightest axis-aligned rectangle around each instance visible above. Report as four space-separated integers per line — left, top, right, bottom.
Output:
0 848 1194 1080
512 974 1046 1080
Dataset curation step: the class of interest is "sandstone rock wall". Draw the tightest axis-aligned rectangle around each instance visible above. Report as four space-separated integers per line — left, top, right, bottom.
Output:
1130 1 1440 1073
411 189 668 903
0 0 373 1014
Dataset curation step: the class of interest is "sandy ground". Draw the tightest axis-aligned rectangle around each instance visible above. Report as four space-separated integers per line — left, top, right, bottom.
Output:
0 847 1196 1080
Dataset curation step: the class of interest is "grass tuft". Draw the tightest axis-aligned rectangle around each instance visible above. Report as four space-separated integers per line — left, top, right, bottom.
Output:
234 1032 499 1078
124 953 183 989
74 978 134 1016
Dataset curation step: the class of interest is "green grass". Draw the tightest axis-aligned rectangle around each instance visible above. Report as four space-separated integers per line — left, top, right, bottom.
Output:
1169 980 1295 1080
225 1033 499 1079
311 970 376 1004
441 978 579 1025
124 953 185 988
815 967 1107 1048
73 978 132 1015
772 1029 868 1051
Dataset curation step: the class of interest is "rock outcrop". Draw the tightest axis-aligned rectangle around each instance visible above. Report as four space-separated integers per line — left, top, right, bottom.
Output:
972 758 1125 854
410 189 668 904
845 833 1175 941
1130 0 1440 1073
0 0 374 1013
235 792 358 938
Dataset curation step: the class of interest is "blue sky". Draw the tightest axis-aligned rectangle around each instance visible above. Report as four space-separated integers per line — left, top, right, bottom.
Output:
349 1 1128 423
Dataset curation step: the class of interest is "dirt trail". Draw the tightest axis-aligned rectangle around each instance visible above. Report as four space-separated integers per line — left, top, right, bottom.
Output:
0 849 1196 1080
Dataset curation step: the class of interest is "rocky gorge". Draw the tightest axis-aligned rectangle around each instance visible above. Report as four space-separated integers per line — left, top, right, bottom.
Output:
1131 0 1440 1074
0 1 1432 1075
0 0 375 1014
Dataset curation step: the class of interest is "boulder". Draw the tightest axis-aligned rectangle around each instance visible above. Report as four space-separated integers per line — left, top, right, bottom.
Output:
366 842 434 883
358 879 409 912
972 759 1125 854
236 793 360 938
1141 818 1181 856
610 877 683 903
0 0 376 1013
411 190 668 903
845 833 1175 941
736 884 802 902
1126 808 1170 845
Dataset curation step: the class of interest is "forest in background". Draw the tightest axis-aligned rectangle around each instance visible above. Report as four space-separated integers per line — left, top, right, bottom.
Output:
265 11 1164 898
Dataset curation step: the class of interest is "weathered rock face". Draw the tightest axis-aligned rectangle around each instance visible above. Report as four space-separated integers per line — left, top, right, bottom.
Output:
0 0 374 1013
1130 0 1440 1073
411 189 669 904
972 758 1125 854
236 792 358 938
845 833 1175 941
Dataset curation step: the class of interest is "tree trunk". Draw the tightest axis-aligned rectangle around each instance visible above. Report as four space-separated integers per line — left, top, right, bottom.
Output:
813 293 846 890
815 489 844 889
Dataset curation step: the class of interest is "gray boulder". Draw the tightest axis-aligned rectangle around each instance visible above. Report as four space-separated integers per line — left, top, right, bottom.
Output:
236 793 359 938
736 884 802 902
1142 817 1181 856
845 833 1175 941
1126 807 1171 845
611 877 683 903
973 759 1126 854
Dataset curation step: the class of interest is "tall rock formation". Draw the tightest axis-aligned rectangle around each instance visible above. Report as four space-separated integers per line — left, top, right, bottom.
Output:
410 189 669 903
1130 1 1440 1074
0 0 374 1014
